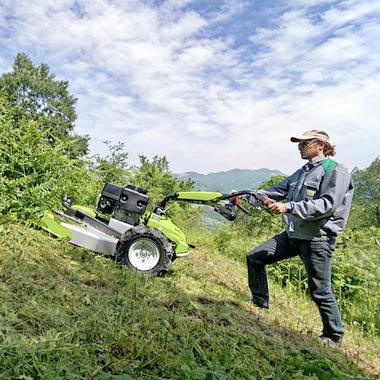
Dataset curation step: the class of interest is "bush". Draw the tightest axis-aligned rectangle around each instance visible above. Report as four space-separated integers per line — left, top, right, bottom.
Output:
0 97 97 224
350 157 380 228
267 228 380 336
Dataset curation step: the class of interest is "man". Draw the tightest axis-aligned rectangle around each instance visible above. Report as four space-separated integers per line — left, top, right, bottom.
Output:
246 130 354 347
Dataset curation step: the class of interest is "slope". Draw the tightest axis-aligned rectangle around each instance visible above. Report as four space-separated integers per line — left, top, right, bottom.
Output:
0 224 378 379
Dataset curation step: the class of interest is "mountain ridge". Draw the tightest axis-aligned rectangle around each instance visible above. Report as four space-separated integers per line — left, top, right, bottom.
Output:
175 168 286 193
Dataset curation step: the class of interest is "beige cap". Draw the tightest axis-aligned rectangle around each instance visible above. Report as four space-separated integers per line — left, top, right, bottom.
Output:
290 129 333 145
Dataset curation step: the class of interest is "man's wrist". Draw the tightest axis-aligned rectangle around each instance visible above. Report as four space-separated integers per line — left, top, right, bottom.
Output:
285 202 294 213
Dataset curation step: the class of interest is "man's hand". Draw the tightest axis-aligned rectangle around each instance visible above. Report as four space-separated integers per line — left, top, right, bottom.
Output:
267 202 287 214
229 189 241 205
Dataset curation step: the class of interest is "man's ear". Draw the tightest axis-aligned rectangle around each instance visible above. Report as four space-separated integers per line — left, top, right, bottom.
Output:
317 141 325 151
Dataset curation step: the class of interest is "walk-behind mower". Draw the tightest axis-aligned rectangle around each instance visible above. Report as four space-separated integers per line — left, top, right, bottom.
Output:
40 183 268 275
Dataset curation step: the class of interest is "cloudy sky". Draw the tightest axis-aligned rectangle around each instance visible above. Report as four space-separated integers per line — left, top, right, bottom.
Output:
0 0 379 175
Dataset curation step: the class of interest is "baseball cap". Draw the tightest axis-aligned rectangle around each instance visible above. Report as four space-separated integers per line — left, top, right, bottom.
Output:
290 130 333 145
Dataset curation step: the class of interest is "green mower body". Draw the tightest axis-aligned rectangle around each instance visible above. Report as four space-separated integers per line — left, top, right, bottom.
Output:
39 183 261 275
39 184 229 275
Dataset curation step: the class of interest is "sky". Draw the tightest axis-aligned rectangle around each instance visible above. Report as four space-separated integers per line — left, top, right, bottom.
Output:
0 0 379 175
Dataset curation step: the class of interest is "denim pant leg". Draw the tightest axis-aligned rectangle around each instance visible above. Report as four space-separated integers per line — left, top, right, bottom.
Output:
298 239 344 342
246 231 297 308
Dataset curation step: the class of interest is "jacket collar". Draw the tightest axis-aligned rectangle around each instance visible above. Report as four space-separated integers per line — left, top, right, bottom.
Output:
303 156 325 171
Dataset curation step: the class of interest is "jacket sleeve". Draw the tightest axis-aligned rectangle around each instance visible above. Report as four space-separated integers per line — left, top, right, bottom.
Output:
286 166 353 220
260 170 301 201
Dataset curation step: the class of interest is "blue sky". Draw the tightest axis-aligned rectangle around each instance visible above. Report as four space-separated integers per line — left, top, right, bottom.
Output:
0 0 379 174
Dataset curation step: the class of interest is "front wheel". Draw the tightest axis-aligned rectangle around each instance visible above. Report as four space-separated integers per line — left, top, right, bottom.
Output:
116 225 173 275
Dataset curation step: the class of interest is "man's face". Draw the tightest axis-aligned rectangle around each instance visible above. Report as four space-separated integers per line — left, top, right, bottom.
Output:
298 139 322 160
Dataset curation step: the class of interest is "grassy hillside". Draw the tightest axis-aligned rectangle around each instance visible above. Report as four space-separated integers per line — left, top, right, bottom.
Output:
0 224 379 379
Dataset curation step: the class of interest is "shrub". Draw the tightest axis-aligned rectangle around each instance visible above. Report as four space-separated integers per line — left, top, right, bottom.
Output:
0 97 97 224
267 228 380 336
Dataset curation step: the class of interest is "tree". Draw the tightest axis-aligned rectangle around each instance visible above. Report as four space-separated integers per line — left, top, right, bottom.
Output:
350 157 380 227
128 155 196 222
0 53 88 157
0 96 95 223
130 155 194 203
92 141 129 185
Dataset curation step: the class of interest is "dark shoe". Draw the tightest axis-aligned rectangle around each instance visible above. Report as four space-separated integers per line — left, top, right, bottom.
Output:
251 298 269 309
318 335 342 348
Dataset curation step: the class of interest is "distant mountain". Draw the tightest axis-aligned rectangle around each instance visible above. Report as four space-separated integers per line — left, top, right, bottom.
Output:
175 168 285 193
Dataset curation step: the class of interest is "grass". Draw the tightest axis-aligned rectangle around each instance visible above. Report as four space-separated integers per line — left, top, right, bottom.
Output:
0 224 379 379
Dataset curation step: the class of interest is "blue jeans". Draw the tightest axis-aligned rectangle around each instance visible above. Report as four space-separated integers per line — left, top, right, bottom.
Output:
246 231 343 342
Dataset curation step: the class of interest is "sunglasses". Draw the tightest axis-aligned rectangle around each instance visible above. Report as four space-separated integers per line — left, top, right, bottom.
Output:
298 139 319 149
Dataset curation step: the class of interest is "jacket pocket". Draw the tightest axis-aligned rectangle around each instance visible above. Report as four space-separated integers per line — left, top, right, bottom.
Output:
304 180 319 199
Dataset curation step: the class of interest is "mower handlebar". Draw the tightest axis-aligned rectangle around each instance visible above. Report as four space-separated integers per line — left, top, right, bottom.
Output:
156 192 178 210
154 190 270 220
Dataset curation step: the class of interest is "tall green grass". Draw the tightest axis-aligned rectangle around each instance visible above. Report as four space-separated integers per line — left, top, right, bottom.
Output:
1 224 378 379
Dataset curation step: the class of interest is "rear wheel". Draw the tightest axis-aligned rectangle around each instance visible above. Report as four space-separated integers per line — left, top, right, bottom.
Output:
116 225 173 275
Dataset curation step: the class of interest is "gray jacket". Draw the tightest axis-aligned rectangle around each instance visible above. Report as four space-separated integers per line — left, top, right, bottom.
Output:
261 157 354 240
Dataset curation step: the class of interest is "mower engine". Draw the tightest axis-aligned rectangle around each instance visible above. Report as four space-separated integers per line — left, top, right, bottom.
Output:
97 183 149 226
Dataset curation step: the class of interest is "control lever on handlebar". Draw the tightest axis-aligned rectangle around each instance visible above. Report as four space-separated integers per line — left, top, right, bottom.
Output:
226 191 252 218
246 192 274 215
246 192 271 208
236 204 250 214
222 190 274 214
229 192 251 214
214 190 276 221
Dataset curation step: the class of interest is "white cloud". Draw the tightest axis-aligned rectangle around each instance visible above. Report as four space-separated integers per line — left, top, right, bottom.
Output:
0 0 379 175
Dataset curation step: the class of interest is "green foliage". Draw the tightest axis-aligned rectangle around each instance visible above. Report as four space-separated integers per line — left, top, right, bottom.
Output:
265 228 380 336
350 157 380 227
0 87 194 225
210 175 287 268
258 175 288 189
0 52 88 157
213 225 380 336
244 175 287 235
130 155 198 221
91 141 129 185
333 228 380 335
131 155 194 202
0 97 95 224
213 225 253 260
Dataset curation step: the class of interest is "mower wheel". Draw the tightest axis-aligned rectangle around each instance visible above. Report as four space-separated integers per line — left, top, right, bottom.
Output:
116 225 173 276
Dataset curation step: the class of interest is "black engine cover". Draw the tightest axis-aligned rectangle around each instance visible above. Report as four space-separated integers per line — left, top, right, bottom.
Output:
97 183 149 225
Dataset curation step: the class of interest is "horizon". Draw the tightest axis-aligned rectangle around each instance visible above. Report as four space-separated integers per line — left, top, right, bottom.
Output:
175 167 286 176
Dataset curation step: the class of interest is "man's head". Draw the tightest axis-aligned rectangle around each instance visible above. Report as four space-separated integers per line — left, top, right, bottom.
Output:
290 130 336 160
